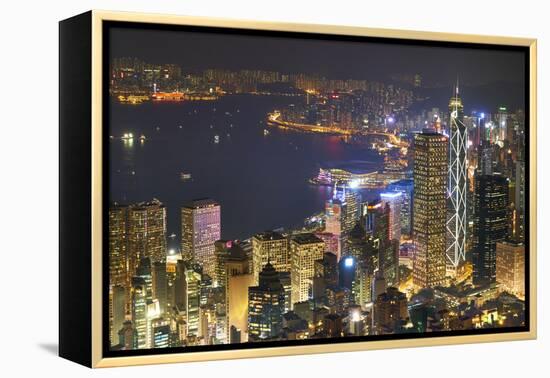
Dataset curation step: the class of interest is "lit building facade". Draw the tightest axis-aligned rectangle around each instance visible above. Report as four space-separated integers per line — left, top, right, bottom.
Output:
446 86 468 271
131 277 148 349
152 318 170 348
413 131 448 289
109 204 128 287
515 160 526 242
386 178 414 237
248 262 286 341
496 241 525 299
181 199 221 278
252 231 289 282
380 191 403 242
128 199 167 265
290 233 325 305
472 174 509 287
185 266 202 336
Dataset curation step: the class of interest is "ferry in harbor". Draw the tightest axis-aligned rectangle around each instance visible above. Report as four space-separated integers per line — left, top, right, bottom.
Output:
180 172 193 182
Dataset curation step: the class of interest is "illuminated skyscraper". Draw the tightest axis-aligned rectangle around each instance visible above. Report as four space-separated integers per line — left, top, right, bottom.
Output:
497 106 508 142
368 202 398 288
290 233 325 306
312 252 339 303
515 160 526 242
226 260 254 343
131 277 148 349
127 200 167 281
248 262 286 341
446 84 468 272
329 185 360 235
325 196 343 259
496 241 525 299
214 239 247 287
185 266 202 336
252 231 289 282
342 189 361 234
109 204 128 287
181 199 221 278
387 179 414 237
413 130 448 289
151 318 170 348
380 191 403 242
111 285 126 347
478 140 493 175
325 185 360 259
472 174 509 287
173 260 187 310
136 257 153 302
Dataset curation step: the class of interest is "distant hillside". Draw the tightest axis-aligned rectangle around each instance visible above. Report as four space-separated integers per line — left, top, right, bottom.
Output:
411 81 525 113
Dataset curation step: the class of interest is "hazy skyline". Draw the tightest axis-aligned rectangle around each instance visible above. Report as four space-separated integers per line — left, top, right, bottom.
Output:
108 25 527 88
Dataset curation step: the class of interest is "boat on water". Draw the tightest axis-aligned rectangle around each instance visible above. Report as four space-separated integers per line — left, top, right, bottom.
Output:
180 172 193 182
121 133 134 140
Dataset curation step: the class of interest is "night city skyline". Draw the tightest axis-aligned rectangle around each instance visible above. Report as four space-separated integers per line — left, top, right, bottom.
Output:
109 26 525 89
107 26 527 352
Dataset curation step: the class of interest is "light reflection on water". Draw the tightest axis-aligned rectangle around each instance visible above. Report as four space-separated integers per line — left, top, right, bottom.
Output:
109 94 383 242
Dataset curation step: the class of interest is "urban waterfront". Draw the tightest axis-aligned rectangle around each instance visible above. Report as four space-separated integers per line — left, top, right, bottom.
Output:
107 27 527 352
109 95 384 241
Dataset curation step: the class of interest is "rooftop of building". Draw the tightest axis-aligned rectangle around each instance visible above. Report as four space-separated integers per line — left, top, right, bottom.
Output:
387 178 414 187
291 233 324 245
110 198 165 210
497 240 525 248
182 198 219 209
253 231 286 241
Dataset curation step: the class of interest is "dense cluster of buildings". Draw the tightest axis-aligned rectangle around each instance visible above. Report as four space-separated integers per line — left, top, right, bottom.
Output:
108 78 526 350
110 58 413 113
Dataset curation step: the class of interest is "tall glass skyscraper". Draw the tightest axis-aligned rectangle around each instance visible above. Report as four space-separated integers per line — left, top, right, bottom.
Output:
413 130 448 289
446 85 468 273
472 174 509 287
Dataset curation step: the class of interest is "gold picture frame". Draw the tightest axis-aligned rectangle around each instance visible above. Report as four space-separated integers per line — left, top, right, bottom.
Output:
59 10 537 368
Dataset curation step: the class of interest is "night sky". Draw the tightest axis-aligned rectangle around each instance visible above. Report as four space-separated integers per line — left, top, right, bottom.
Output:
108 25 527 109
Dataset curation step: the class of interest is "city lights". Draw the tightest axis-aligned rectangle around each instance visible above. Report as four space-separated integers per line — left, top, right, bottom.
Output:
107 42 526 352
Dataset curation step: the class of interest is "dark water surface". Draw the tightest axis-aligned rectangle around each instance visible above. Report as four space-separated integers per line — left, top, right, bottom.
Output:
109 94 382 241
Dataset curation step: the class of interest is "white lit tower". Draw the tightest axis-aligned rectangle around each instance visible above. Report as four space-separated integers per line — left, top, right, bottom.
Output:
446 81 468 275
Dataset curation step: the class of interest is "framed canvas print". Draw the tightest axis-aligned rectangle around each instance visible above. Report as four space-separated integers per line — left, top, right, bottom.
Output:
59 10 537 368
